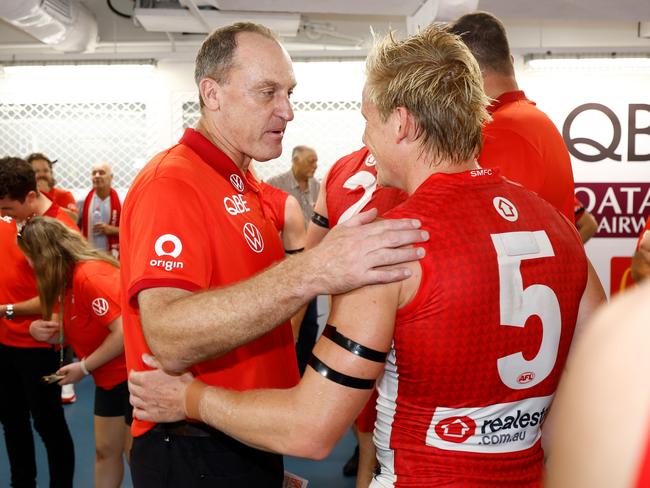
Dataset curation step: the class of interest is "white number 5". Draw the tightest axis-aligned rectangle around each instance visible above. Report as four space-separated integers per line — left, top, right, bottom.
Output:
491 231 561 390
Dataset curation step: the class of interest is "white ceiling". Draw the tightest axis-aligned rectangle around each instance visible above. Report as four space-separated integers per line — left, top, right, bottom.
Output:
0 0 649 62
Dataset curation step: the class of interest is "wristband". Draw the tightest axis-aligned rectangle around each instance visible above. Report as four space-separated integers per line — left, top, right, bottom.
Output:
5 304 14 320
185 379 209 421
79 359 91 376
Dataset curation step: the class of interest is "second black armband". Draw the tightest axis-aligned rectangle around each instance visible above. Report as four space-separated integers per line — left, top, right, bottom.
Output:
308 355 375 390
311 212 329 229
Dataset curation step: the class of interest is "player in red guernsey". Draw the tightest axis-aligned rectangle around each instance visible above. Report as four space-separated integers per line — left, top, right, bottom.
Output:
129 26 604 487
546 280 650 488
307 146 407 486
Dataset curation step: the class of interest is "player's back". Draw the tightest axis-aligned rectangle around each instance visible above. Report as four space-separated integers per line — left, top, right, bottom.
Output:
325 147 407 226
374 168 587 487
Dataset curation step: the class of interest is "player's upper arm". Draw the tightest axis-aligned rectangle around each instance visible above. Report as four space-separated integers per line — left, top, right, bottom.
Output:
571 259 606 349
305 169 331 249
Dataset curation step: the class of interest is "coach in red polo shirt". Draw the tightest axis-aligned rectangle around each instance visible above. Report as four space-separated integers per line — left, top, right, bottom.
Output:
0 157 77 488
121 22 427 487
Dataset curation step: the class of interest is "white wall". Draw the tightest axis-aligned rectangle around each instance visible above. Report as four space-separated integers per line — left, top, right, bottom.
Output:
1 57 648 293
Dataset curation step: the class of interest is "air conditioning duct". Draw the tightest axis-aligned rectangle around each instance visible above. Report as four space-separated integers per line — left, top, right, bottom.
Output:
0 0 98 53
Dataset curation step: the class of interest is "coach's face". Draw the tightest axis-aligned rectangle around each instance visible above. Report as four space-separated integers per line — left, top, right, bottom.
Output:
207 32 296 167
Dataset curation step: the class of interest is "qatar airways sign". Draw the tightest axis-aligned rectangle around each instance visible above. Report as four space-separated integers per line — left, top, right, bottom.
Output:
575 183 650 238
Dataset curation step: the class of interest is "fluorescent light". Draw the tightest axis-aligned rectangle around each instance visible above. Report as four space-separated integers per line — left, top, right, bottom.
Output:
2 60 156 77
525 53 650 71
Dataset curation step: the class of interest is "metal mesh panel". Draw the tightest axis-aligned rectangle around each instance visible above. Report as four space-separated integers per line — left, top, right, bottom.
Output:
0 102 149 194
180 99 365 181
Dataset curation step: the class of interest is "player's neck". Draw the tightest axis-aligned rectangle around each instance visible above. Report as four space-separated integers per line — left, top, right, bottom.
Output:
482 72 519 100
404 159 480 194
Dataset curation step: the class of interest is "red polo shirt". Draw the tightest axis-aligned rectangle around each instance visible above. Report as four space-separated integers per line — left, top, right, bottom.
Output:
479 91 575 222
121 128 299 436
64 260 126 389
0 204 78 348
44 187 78 215
260 181 289 232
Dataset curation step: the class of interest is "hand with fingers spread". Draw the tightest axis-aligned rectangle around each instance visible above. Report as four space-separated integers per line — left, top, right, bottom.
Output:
129 354 194 423
305 208 428 296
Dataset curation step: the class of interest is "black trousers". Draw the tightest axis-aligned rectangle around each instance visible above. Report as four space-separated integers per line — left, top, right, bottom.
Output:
131 426 284 487
295 297 319 376
0 344 75 488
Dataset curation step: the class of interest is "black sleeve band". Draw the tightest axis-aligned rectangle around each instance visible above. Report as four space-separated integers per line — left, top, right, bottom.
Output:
322 324 388 363
308 355 375 390
311 211 329 228
285 247 304 255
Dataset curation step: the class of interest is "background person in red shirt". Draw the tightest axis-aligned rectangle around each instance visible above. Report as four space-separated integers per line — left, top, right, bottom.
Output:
27 152 81 403
449 12 576 222
18 216 131 488
26 152 79 222
0 157 76 488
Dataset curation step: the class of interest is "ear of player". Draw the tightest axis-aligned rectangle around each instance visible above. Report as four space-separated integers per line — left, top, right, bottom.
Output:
308 324 388 389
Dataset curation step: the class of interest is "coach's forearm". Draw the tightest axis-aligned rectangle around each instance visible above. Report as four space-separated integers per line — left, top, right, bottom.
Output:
141 253 319 373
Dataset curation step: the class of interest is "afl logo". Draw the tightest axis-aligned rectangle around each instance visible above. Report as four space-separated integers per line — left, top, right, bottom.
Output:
517 372 536 384
91 298 109 317
364 153 376 167
243 222 264 253
230 174 245 193
154 234 183 258
435 416 476 444
492 196 519 222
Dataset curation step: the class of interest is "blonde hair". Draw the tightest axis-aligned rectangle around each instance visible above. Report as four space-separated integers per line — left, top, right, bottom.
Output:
17 216 118 319
365 25 490 165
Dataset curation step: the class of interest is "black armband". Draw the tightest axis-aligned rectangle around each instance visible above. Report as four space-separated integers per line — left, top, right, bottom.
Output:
308 355 375 389
284 247 304 255
322 324 387 363
311 211 329 229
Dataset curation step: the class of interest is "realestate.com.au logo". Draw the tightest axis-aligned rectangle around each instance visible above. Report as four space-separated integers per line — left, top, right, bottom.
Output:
150 234 184 271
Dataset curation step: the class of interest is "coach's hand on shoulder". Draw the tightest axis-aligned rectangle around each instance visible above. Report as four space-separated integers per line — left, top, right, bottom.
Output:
129 354 194 423
306 208 428 295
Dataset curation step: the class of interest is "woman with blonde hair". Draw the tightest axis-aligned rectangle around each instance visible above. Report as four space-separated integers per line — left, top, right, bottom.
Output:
18 215 131 488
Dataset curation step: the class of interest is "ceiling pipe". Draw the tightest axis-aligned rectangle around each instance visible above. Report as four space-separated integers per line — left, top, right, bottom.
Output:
0 0 98 53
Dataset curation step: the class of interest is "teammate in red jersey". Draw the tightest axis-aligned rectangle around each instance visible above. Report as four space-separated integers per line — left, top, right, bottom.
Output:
307 146 407 486
19 216 132 488
129 25 604 487
546 279 650 488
